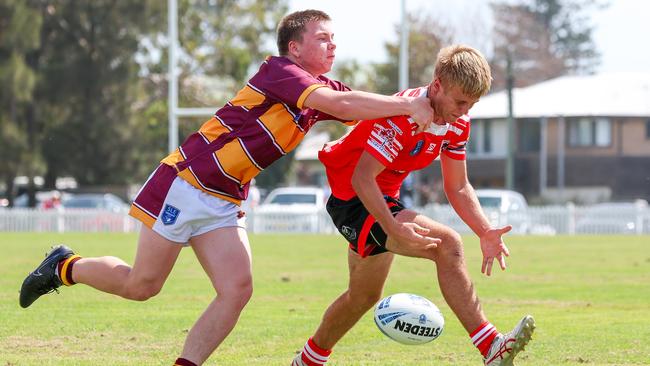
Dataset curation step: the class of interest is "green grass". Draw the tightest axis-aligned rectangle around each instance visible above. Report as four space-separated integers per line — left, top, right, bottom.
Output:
1 233 649 365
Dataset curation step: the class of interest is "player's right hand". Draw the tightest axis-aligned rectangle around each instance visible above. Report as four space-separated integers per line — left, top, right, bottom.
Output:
408 96 434 133
385 222 440 260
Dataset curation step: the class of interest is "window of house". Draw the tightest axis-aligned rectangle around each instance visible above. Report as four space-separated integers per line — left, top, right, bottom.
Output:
518 118 541 152
483 120 492 152
568 117 611 147
468 119 507 156
467 120 481 154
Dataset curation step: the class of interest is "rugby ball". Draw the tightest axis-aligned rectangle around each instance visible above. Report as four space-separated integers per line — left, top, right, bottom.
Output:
373 293 444 345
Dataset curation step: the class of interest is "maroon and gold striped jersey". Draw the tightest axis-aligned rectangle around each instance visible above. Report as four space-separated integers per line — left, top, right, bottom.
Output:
161 56 352 204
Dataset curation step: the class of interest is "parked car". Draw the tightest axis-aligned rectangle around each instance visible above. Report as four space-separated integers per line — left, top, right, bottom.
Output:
58 193 131 232
13 190 73 209
253 187 329 233
475 189 530 234
62 193 129 212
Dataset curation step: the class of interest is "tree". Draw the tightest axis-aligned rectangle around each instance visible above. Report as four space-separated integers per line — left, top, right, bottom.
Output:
490 0 604 90
371 13 453 95
30 1 165 187
0 0 42 205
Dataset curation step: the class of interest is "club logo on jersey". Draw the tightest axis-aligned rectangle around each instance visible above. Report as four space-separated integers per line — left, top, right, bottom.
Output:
368 123 403 162
410 140 425 156
341 225 357 240
297 109 319 128
161 204 180 225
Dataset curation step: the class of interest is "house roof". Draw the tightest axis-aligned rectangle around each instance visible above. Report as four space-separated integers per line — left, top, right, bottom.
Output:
470 72 650 119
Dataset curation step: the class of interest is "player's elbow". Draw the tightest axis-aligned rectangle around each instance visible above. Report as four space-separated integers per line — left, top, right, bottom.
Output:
443 180 470 196
351 170 365 192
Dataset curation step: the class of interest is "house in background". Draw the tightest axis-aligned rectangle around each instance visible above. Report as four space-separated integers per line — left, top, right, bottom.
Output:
423 73 650 204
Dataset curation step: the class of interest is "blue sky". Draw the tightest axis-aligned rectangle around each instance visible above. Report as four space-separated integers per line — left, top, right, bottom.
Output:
288 0 649 74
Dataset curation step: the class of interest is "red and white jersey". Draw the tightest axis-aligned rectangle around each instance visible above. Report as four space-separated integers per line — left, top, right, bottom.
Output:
319 87 471 200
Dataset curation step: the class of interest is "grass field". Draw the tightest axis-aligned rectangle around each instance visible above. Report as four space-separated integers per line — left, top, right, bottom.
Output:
1 233 649 365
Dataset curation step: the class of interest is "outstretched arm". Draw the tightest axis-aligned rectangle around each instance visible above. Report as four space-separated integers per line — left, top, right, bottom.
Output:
304 87 433 132
440 155 512 276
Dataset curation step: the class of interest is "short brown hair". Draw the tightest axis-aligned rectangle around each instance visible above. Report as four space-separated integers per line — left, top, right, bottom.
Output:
434 45 492 98
276 9 331 56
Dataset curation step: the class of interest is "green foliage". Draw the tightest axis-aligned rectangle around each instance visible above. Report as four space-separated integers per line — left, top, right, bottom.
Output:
1 0 290 193
490 0 603 90
0 0 42 202
2 233 649 365
372 14 452 95
32 1 161 185
335 13 452 95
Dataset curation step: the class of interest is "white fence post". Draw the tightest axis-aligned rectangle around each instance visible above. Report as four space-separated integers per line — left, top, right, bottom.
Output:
635 199 648 236
566 202 576 235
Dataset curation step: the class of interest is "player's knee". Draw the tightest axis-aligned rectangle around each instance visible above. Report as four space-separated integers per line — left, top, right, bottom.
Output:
348 290 383 310
124 279 163 301
219 276 254 309
439 230 464 262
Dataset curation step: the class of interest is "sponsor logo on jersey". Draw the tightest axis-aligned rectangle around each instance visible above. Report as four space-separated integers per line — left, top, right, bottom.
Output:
410 140 425 156
368 123 403 162
387 119 403 135
448 124 463 136
426 143 437 154
161 204 180 225
440 140 450 151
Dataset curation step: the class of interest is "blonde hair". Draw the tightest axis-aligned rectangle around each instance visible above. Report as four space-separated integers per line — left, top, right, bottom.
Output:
434 45 492 98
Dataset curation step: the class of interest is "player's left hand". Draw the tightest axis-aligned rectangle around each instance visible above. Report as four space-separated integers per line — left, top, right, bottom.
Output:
479 225 512 276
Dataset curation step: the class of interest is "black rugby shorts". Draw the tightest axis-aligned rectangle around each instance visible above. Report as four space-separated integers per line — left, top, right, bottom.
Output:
326 195 405 257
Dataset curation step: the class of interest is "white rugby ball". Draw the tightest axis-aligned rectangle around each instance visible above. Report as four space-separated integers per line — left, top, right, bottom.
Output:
373 293 444 345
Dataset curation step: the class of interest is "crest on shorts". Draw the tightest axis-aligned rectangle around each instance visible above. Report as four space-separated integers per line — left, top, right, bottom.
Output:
161 204 180 225
341 225 357 240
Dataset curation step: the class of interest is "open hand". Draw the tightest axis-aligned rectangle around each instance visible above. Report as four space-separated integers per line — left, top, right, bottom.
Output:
386 222 441 260
480 225 512 276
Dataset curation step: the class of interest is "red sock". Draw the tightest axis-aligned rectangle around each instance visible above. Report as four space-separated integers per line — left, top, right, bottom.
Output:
300 337 331 365
173 358 197 366
470 321 498 357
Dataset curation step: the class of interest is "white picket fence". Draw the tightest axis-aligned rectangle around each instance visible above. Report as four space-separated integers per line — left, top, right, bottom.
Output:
419 202 650 236
1 203 649 235
0 208 138 233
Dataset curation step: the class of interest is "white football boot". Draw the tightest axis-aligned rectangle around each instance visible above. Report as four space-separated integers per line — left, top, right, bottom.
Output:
483 315 535 366
291 353 307 366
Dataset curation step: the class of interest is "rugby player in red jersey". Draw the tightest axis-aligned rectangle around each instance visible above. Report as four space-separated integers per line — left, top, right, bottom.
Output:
18 10 437 366
292 45 535 366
